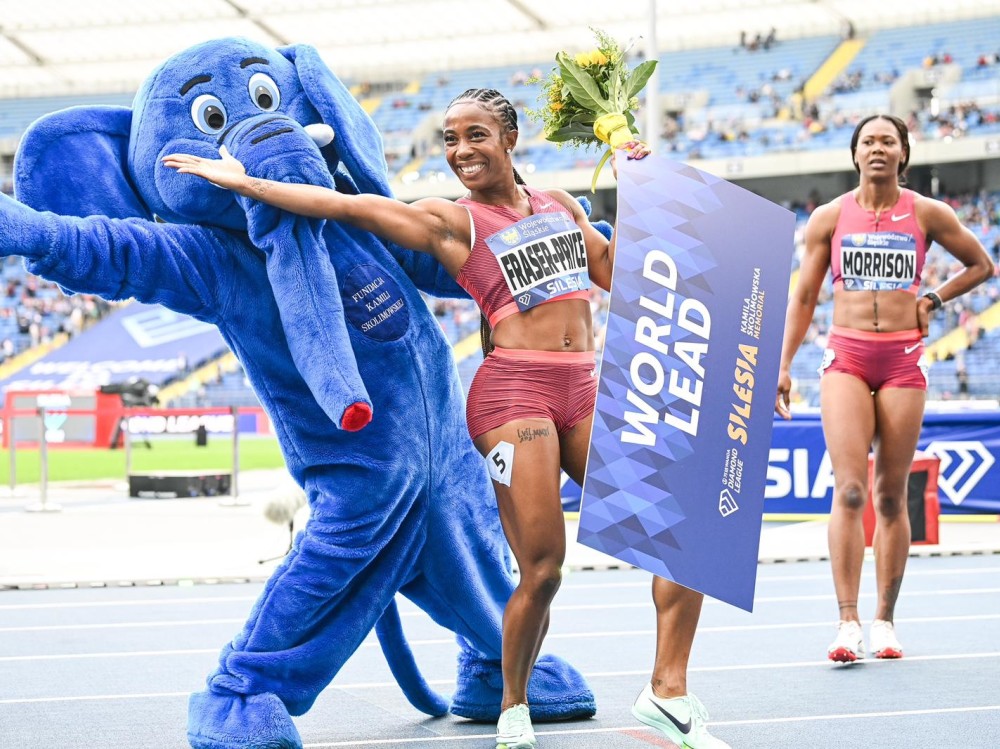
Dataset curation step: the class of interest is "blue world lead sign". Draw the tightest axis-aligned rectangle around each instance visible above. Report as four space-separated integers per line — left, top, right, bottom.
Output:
579 155 795 611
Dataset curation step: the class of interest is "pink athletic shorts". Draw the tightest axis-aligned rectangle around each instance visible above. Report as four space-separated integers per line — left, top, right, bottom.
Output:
819 325 928 391
466 347 598 440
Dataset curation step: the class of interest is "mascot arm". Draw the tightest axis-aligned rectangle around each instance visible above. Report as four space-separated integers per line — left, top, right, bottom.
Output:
574 195 614 242
0 192 224 319
384 241 470 300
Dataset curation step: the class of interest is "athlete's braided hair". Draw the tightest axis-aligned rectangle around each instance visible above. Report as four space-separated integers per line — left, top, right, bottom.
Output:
478 314 494 358
448 88 526 357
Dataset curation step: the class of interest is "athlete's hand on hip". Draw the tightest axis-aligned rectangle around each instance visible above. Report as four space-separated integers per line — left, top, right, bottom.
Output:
915 295 934 338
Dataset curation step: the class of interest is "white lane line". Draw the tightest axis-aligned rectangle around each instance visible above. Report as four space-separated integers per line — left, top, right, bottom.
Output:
3 565 998 610
557 586 1000 610
3 585 999 624
330 651 1000 688
298 705 1000 747
0 596 258 611
3 611 999 637
0 648 219 662
559 564 1000 590
712 703 1000 726
3 651 998 695
0 691 191 705
0 618 244 633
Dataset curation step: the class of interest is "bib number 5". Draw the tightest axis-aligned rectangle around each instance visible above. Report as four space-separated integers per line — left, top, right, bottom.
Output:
485 441 514 487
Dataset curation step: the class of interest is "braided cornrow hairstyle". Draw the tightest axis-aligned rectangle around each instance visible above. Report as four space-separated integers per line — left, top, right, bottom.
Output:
447 88 526 186
448 88 525 357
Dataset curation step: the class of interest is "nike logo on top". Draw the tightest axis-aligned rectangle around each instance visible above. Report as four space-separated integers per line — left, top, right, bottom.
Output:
904 343 921 354
649 699 692 734
539 202 553 209
891 212 911 221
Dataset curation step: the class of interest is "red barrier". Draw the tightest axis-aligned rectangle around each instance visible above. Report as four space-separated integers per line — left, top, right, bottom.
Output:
864 450 941 546
3 389 268 448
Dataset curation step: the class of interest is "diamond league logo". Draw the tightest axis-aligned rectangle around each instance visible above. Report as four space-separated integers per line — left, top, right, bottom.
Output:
924 440 995 506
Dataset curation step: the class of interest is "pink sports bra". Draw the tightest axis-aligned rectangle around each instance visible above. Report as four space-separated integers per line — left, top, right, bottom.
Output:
830 189 927 293
456 188 591 327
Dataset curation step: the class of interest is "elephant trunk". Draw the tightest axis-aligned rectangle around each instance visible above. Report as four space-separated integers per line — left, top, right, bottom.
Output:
226 116 372 431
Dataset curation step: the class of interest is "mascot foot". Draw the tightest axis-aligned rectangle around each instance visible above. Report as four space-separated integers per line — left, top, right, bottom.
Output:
188 690 303 749
450 652 596 722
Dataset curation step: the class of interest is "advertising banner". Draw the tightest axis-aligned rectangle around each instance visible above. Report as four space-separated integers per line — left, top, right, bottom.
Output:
766 410 1000 515
578 155 795 611
0 302 227 394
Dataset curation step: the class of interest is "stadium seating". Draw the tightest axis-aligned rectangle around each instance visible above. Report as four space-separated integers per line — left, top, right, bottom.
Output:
1 17 998 407
0 92 132 141
0 256 112 364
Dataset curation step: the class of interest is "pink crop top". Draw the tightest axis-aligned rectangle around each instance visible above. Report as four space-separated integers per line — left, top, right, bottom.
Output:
455 188 591 328
830 188 927 294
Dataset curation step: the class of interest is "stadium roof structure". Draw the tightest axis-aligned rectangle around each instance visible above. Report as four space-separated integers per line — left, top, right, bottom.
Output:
0 0 998 99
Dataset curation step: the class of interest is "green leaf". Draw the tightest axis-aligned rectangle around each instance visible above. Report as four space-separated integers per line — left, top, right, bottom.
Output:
625 59 658 99
608 67 624 112
547 122 598 143
566 111 597 126
556 52 612 114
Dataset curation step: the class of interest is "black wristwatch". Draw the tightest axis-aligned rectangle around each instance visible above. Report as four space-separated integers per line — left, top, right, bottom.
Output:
922 291 943 311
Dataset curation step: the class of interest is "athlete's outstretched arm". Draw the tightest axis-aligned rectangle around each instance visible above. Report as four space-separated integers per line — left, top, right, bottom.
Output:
163 147 469 265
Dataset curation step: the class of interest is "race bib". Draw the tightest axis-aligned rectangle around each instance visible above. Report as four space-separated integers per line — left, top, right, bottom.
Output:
839 231 916 291
485 212 590 312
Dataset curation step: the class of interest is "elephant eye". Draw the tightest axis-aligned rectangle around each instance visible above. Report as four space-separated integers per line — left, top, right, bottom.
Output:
248 73 280 112
191 94 228 134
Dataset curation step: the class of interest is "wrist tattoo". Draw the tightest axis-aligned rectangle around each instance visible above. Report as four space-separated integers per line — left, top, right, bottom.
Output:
248 178 272 198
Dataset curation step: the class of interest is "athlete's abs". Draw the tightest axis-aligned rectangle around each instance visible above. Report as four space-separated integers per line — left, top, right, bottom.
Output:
831 285 920 333
490 298 595 352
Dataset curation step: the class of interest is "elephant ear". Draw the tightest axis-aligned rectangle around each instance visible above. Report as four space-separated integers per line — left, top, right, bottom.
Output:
280 44 468 300
14 106 150 219
280 44 391 198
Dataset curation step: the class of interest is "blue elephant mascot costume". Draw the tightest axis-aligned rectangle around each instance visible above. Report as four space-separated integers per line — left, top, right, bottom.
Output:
0 38 596 748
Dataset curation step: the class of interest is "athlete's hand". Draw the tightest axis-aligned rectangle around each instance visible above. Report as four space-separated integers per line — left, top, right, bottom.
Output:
916 295 934 337
162 145 247 191
611 140 650 178
775 368 792 420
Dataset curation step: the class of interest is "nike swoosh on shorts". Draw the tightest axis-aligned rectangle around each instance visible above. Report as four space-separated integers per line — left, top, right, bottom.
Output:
891 212 911 221
904 343 921 354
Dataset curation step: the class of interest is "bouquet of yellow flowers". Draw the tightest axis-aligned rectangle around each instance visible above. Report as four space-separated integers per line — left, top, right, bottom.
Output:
528 28 657 191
